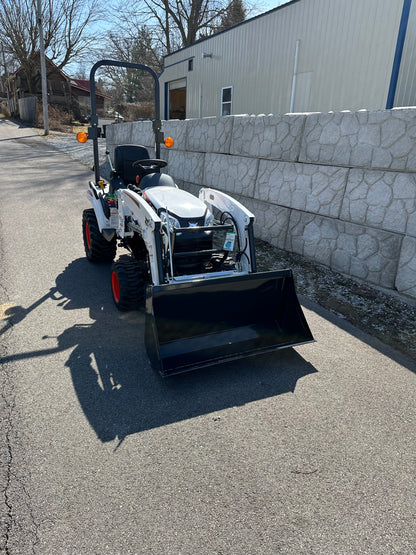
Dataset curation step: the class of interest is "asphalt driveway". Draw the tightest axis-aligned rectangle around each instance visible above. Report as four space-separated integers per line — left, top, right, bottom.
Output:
0 119 415 554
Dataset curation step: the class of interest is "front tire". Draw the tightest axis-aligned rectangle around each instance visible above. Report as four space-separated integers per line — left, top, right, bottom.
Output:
111 258 147 311
82 208 116 262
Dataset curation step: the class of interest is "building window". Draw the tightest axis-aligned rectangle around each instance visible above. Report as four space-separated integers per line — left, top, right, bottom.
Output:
221 86 232 116
188 59 193 71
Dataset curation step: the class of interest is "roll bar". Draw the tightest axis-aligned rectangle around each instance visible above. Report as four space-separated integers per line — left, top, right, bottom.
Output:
88 59 162 184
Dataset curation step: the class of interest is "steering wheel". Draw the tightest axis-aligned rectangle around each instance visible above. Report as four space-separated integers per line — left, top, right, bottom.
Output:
132 159 167 172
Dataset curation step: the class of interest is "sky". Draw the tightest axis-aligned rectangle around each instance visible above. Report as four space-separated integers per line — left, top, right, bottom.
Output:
88 1 291 36
252 0 291 16
71 0 291 75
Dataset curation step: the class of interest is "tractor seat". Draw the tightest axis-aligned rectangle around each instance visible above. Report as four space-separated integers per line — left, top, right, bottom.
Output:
114 144 150 184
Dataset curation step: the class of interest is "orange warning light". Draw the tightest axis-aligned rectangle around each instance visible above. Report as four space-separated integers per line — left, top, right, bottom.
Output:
164 137 174 148
77 131 88 143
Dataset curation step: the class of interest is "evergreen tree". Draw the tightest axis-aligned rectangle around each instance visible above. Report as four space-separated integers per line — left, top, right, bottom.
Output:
218 0 246 32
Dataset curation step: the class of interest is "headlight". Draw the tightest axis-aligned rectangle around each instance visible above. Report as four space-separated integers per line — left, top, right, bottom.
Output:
160 211 180 232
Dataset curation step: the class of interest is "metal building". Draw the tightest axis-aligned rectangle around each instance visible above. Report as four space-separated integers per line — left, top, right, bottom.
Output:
159 0 416 119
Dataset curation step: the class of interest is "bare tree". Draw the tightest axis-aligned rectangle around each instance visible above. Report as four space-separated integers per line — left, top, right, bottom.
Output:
44 0 103 68
96 25 163 107
110 0 241 55
0 0 103 91
106 26 163 72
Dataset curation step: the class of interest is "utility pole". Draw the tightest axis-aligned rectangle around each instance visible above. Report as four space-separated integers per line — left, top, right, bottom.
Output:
1 46 8 99
37 0 49 135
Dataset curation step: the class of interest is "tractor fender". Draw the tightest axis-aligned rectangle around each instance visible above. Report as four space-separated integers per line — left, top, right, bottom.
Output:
86 185 111 233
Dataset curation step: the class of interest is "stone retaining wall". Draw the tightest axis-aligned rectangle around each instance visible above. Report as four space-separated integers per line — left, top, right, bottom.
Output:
105 108 416 301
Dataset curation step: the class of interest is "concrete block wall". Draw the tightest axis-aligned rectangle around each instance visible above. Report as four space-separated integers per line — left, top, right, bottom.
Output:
106 108 416 301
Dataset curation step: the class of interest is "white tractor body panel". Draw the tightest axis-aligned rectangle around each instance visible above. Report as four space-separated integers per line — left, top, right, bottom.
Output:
144 186 207 219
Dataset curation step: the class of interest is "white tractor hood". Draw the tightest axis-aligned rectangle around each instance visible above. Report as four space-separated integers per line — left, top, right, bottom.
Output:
144 186 207 219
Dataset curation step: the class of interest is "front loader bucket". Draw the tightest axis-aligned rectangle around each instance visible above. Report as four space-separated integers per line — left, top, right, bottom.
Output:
145 270 314 376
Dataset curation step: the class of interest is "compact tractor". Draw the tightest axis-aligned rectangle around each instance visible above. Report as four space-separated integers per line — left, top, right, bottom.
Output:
78 60 314 376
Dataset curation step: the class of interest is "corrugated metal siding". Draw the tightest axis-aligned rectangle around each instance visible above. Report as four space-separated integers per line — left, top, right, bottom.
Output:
297 0 402 112
160 0 404 118
395 0 416 107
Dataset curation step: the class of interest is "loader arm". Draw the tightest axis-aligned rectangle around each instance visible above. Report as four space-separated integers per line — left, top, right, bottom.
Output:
117 189 165 285
199 188 257 273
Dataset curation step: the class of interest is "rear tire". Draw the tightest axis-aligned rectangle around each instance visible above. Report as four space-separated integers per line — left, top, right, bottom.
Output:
111 258 147 311
82 208 116 262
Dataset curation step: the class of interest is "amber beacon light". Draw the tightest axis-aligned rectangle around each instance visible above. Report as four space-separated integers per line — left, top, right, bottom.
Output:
77 131 88 143
164 137 174 148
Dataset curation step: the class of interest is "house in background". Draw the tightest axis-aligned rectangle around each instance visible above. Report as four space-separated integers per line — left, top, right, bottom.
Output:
7 53 110 122
69 78 110 121
159 0 416 119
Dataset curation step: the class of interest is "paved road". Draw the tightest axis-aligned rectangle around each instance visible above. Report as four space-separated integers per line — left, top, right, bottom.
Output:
0 119 415 554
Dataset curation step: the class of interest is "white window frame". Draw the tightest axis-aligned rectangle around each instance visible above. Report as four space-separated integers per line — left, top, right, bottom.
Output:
221 86 233 116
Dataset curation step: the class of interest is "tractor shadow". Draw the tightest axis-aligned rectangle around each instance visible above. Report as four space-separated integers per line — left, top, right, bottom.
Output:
55 258 318 444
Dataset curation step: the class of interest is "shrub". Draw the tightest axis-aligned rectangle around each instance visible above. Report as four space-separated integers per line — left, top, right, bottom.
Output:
128 102 154 120
113 102 154 121
36 101 74 131
0 102 11 117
